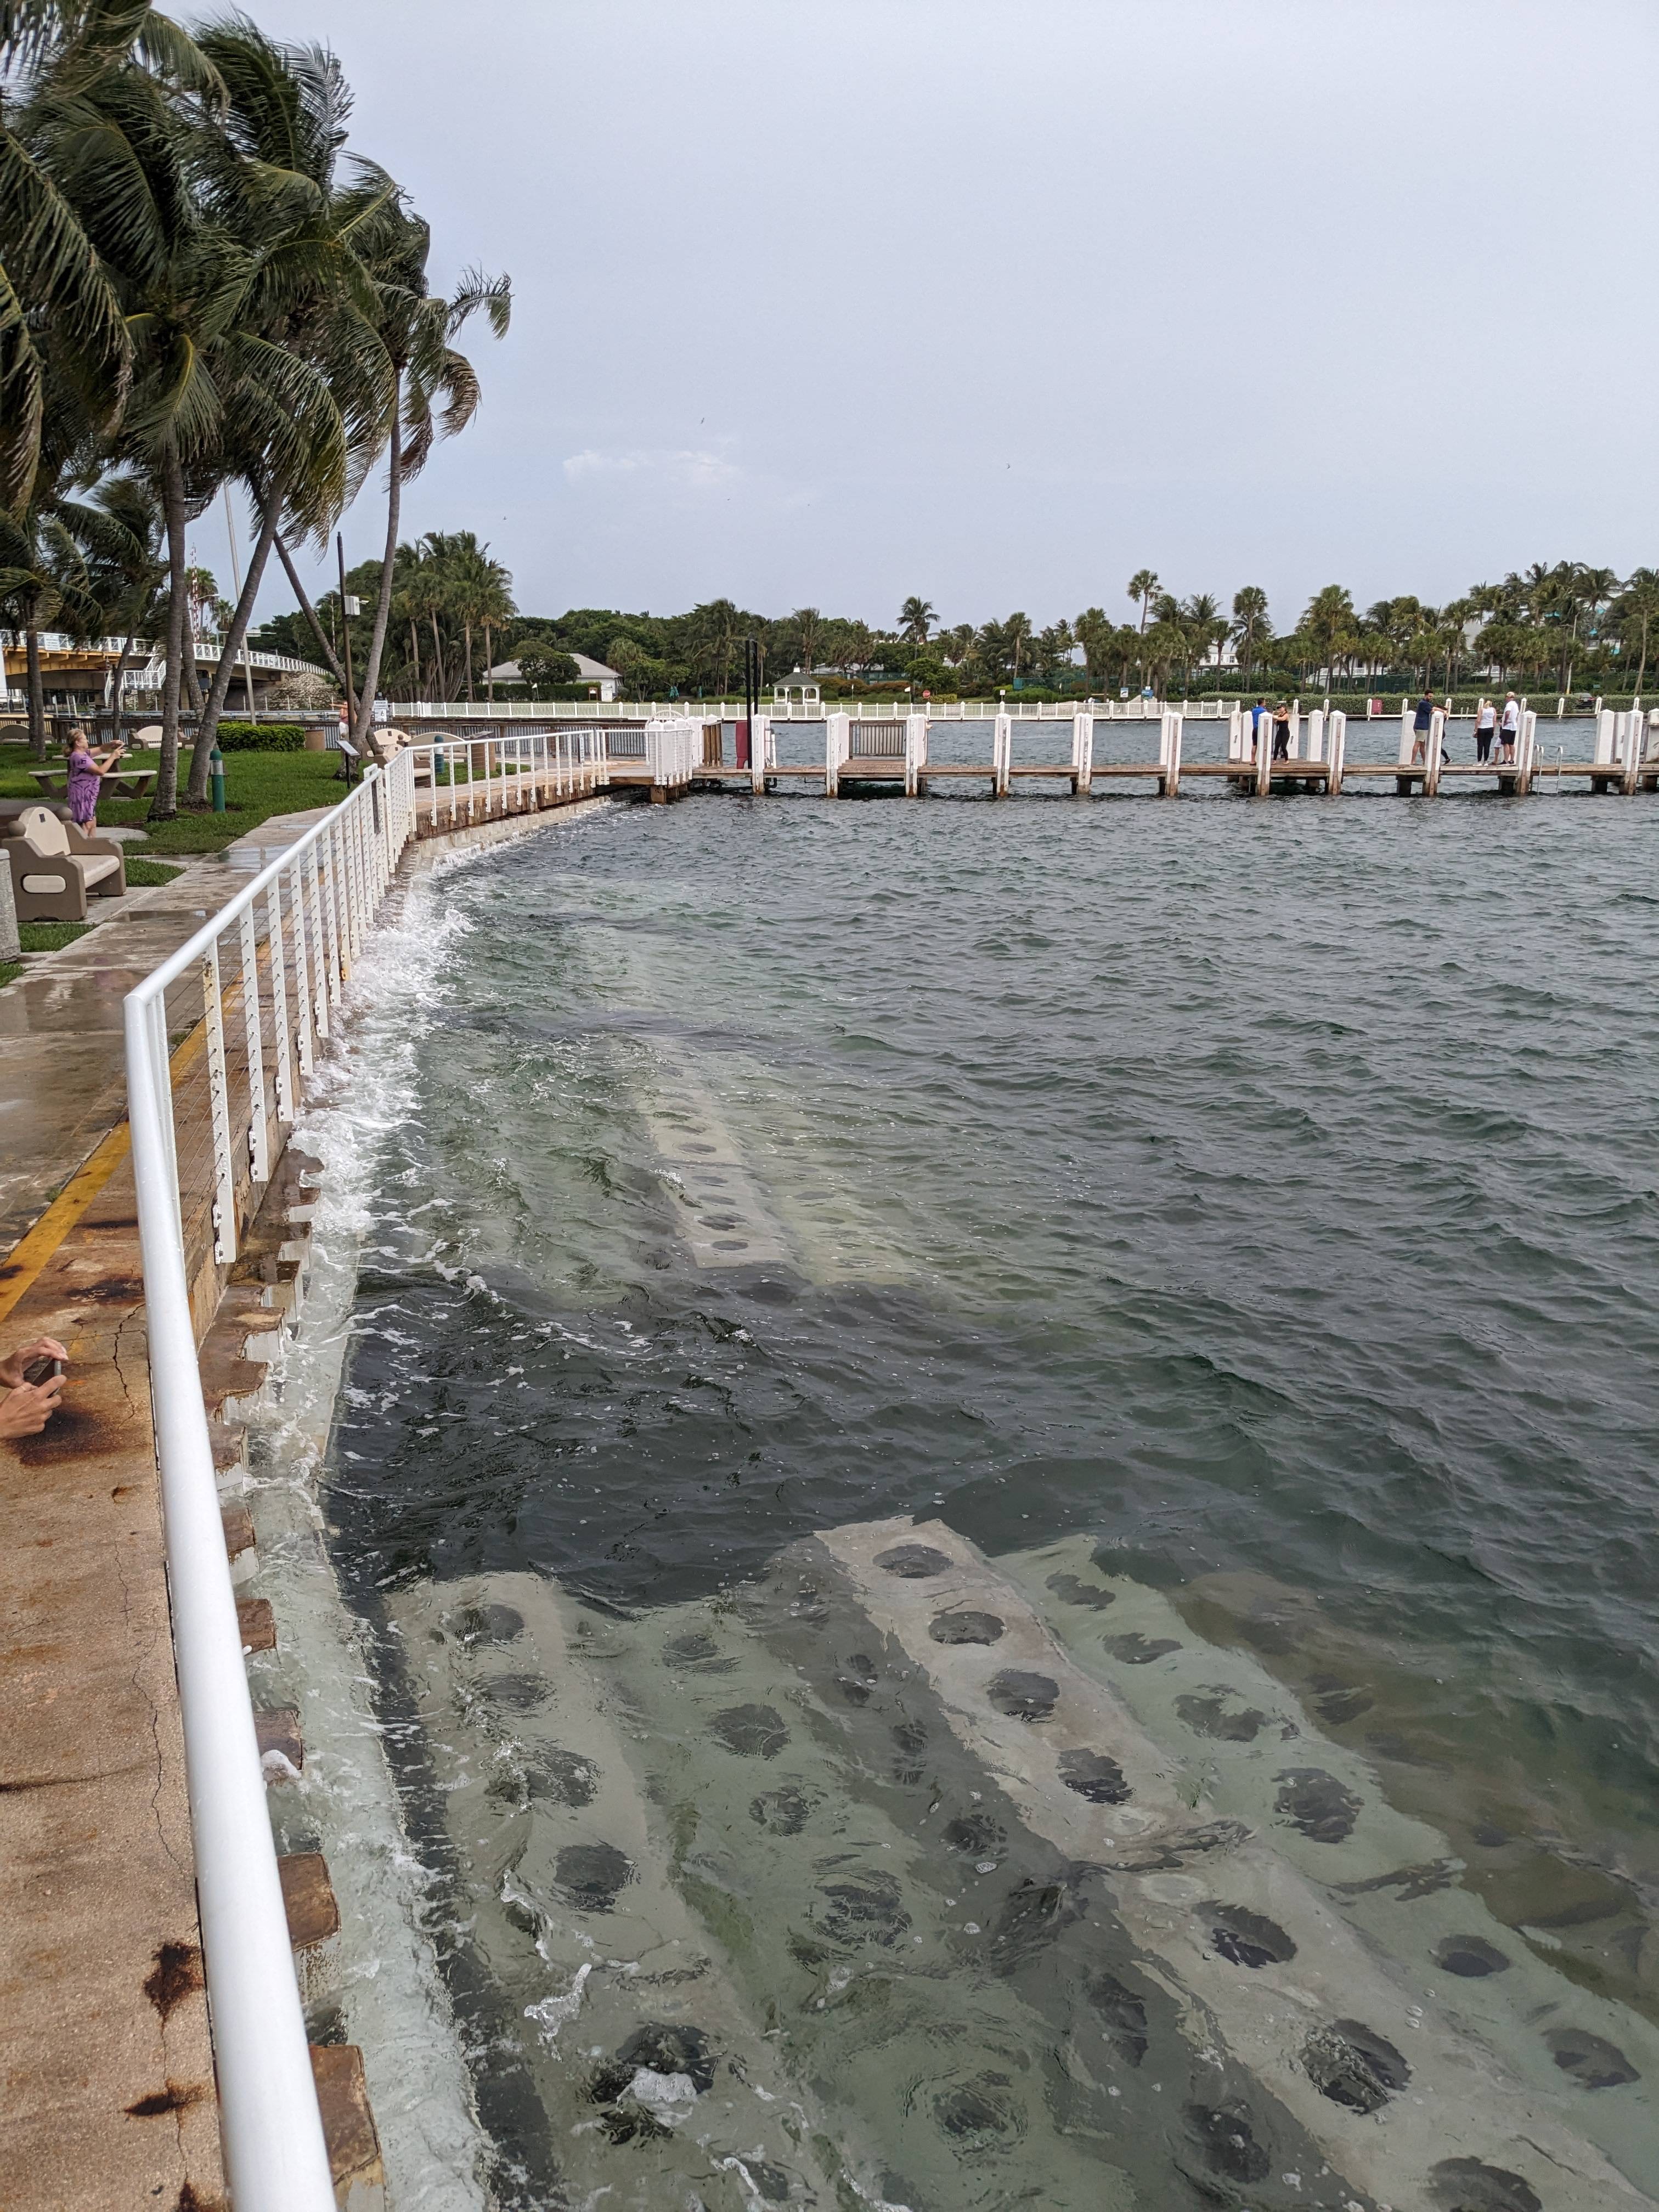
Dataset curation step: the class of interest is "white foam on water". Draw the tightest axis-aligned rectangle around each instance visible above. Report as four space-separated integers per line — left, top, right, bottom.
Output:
239 860 495 2209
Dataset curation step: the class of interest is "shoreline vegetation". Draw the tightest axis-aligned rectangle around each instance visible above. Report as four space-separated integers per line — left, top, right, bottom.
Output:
253 559 1659 714
1 2 509 814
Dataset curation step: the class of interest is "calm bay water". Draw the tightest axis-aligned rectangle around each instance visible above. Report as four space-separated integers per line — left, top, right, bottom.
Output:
320 785 1659 2207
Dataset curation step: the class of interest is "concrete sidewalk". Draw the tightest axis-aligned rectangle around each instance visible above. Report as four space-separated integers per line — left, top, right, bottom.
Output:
0 810 335 1257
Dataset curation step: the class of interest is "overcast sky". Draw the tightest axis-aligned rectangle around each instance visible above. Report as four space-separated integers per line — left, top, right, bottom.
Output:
218 0 1659 639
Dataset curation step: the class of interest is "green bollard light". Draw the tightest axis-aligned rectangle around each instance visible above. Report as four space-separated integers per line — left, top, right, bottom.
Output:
210 742 225 814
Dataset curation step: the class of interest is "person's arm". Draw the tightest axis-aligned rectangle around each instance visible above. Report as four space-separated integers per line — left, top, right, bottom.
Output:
0 1374 65 1439
0 1337 67 1390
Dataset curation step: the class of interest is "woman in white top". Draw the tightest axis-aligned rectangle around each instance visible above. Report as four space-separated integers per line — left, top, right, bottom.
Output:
1475 697 1497 764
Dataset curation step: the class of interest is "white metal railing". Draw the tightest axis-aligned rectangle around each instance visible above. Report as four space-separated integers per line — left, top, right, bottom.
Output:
400 727 610 825
643 716 700 790
379 695 1247 725
121 752 419 2212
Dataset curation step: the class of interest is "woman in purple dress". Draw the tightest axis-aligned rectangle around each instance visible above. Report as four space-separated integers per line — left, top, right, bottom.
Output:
64 727 123 830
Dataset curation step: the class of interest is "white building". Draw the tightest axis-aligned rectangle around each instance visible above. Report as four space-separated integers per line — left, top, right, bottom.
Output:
487 651 621 702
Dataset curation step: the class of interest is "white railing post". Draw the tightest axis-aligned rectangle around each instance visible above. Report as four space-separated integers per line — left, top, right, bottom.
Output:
201 940 237 1261
1161 709 1183 797
992 710 1012 796
319 825 342 1002
237 905 268 1185
751 712 769 794
904 710 926 797
267 877 293 1122
1425 708 1445 795
289 857 313 1077
1328 710 1346 794
826 711 848 796
1073 709 1092 795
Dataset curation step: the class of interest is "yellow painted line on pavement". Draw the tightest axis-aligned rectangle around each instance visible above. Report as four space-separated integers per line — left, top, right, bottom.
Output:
0 1018 208 1329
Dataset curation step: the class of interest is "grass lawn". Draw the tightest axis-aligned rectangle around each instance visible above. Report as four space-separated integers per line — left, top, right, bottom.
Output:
19 921 92 952
123 856 185 886
0 741 347 856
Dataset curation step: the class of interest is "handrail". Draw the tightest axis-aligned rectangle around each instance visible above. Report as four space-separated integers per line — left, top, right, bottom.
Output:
122 751 417 2210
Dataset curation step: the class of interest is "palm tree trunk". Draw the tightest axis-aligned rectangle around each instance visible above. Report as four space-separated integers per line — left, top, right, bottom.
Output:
189 496 279 803
484 621 493 704
24 618 47 760
154 448 189 817
272 526 349 691
182 621 204 713
408 619 420 695
1635 619 1649 703
464 619 474 702
352 388 402 749
430 611 447 701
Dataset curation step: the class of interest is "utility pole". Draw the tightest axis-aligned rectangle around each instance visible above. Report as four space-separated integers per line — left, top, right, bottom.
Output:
336 533 357 726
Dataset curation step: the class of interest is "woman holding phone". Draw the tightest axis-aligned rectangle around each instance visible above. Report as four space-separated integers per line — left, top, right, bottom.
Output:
64 725 125 832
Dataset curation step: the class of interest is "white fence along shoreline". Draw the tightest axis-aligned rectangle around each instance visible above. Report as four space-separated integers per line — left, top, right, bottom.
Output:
119 740 613 2207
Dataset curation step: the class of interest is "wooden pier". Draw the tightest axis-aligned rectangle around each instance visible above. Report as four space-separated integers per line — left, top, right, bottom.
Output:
388 698 1659 812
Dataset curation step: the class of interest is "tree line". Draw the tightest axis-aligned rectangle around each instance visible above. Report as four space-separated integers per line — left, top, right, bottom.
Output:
0 0 508 808
258 558 1659 707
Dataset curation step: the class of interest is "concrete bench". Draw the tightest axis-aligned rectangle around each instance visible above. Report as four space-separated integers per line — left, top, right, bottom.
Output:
3 804 127 921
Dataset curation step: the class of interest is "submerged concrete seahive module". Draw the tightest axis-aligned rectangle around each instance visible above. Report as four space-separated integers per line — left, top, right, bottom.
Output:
390 1522 1656 2210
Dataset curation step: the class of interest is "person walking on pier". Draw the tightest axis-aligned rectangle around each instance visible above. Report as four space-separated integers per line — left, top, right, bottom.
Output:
1411 690 1434 764
1499 692 1520 763
1271 701 1291 759
1475 697 1497 763
1250 697 1268 759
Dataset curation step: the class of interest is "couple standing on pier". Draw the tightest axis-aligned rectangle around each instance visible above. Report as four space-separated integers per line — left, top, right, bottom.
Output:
1417 693 1518 765
1475 694 1521 764
1249 698 1295 760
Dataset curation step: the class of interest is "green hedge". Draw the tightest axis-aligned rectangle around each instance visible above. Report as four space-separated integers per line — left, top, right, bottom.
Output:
213 721 309 752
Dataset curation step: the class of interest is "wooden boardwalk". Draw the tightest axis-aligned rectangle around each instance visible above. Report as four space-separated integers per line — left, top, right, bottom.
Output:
668 699 1659 805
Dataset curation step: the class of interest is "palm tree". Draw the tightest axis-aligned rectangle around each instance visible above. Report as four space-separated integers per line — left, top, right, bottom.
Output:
689 598 741 692
184 19 402 795
1127 569 1159 634
348 197 509 744
787 605 821 674
1301 585 1357 691
1142 618 1187 699
898 595 935 647
426 529 512 699
82 471 167 714
0 0 157 516
1180 592 1223 681
0 475 107 754
1230 586 1271 684
1612 568 1659 698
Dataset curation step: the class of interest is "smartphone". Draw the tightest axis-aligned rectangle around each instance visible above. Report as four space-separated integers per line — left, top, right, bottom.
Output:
22 1356 65 1387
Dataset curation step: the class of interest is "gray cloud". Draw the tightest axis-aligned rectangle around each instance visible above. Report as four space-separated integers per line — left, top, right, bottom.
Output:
222 0 1659 635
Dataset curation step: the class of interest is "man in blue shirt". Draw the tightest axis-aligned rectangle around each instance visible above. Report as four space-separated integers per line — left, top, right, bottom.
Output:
1412 691 1434 764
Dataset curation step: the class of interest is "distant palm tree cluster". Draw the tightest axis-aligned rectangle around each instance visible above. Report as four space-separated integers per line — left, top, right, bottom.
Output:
318 563 1659 708
1 1 509 805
